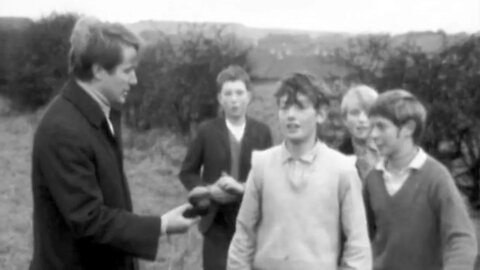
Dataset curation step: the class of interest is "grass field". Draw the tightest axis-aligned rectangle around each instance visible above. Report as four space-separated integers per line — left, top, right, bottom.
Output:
1 82 479 269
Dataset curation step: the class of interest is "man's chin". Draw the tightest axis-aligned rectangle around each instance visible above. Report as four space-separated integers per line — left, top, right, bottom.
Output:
111 100 126 110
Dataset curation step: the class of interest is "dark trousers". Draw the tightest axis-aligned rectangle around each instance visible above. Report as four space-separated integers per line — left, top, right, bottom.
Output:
203 209 236 270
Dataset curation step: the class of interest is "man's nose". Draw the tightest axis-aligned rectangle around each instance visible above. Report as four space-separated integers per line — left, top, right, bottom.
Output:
130 72 137 85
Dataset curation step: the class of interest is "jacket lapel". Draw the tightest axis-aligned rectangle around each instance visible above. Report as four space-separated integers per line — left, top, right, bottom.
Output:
239 118 255 181
62 79 105 130
61 79 132 209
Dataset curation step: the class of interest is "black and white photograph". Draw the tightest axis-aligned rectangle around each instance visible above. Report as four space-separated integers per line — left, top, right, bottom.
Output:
0 0 479 269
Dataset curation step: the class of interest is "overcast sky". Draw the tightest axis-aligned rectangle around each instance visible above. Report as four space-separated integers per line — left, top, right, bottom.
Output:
1 0 479 33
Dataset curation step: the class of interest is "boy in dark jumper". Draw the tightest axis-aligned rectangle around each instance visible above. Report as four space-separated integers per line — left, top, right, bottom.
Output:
364 89 477 270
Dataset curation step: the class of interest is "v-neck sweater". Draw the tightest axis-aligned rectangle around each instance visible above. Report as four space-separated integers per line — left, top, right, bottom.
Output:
364 156 477 270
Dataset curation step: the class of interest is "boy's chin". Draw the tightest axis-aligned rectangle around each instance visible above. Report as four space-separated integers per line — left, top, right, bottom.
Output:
225 111 245 119
285 134 312 144
381 149 395 158
353 130 369 140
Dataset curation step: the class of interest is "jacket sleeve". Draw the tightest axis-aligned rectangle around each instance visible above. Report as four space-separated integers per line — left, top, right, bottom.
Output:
339 167 372 270
228 151 263 270
433 167 477 270
178 126 205 190
262 124 273 149
36 126 161 260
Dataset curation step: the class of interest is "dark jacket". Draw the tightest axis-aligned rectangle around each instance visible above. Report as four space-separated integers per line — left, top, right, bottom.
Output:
30 79 161 270
338 136 354 155
179 117 272 233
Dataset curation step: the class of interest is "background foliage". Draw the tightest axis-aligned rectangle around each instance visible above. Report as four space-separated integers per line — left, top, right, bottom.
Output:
334 35 480 204
1 13 479 202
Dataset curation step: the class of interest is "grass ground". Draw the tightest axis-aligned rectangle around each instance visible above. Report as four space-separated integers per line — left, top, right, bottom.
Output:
1 82 479 269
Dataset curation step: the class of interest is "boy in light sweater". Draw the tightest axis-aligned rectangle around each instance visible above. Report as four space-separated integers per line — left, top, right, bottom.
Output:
227 73 371 270
364 89 477 270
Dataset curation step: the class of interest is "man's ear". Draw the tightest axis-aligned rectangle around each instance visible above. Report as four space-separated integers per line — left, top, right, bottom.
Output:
92 63 105 80
316 106 328 124
401 119 416 137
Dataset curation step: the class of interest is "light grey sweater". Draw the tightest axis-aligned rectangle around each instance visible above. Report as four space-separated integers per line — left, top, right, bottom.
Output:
227 143 371 270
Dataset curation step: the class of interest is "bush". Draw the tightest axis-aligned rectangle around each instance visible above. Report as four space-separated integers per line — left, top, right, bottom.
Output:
3 13 77 110
335 35 480 205
124 24 251 136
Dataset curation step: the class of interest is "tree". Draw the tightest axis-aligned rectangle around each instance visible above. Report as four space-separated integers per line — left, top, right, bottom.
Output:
335 35 480 205
125 24 251 136
9 13 77 110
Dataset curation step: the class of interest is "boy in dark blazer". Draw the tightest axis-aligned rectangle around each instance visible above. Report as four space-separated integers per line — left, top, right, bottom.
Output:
179 65 272 270
30 17 198 270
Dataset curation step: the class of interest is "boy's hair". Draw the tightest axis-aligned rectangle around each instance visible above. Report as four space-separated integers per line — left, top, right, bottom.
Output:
369 89 427 143
216 65 251 93
275 72 331 110
69 17 142 81
341 85 378 115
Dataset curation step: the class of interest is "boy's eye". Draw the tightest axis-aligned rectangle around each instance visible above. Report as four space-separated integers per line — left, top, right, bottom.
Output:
376 123 385 130
350 109 361 116
297 103 306 110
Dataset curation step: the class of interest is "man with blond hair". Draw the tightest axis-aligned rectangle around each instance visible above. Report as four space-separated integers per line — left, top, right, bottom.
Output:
30 17 198 270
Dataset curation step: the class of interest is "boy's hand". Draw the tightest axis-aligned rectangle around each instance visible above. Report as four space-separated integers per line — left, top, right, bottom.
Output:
183 187 211 217
216 172 245 195
208 179 237 204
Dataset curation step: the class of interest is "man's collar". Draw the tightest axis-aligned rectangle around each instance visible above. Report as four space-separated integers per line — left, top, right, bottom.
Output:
76 79 111 118
281 140 324 164
61 78 106 128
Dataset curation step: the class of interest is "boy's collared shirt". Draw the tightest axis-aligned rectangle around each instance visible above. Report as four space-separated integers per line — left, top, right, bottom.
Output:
228 142 371 270
280 141 323 190
375 148 428 196
226 118 246 141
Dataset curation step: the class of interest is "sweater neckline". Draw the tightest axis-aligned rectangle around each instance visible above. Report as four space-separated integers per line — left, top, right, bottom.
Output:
378 157 431 200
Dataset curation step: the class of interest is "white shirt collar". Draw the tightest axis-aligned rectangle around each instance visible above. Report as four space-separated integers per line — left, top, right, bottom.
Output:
375 147 428 172
225 118 246 141
281 140 324 164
